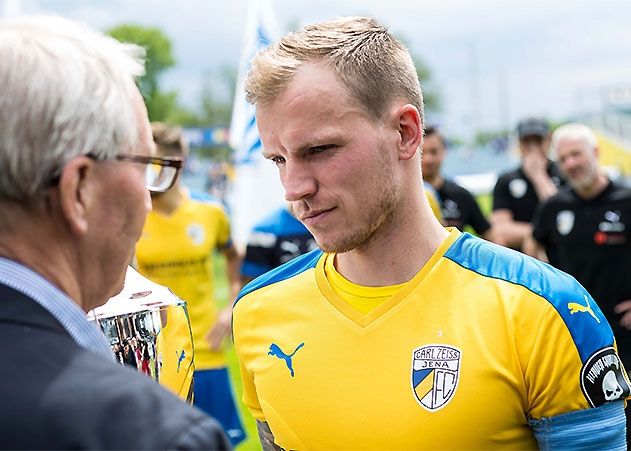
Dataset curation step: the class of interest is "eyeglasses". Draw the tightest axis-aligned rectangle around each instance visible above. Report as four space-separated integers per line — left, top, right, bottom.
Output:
109 154 184 193
48 153 184 193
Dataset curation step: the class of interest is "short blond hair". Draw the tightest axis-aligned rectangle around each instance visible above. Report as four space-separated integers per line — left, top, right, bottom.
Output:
245 16 423 123
151 122 187 156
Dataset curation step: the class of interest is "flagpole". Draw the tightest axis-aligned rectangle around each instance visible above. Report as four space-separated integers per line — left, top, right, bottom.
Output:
228 0 285 250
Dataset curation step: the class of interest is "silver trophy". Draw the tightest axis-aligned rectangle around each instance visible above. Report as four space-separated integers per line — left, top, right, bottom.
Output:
88 267 195 402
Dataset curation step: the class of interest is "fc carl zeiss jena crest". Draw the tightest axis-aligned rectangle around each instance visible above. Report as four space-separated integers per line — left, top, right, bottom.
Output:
411 344 462 412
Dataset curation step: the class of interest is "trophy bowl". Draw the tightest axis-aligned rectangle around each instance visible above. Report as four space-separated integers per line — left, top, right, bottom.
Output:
88 266 195 402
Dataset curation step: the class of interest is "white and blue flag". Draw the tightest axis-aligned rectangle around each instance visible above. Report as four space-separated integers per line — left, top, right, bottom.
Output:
228 0 285 249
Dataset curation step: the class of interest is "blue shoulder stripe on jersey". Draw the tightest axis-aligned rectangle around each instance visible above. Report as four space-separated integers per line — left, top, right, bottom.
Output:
444 233 613 363
234 248 323 307
189 190 221 204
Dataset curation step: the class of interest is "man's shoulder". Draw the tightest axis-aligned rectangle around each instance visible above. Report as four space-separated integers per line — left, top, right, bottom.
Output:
0 321 228 450
495 167 523 183
541 186 576 207
40 350 228 449
607 181 631 202
236 248 322 305
444 233 615 361
442 180 475 200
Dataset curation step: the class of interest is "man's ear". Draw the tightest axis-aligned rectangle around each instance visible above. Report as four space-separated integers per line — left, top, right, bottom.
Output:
57 156 96 235
393 104 423 161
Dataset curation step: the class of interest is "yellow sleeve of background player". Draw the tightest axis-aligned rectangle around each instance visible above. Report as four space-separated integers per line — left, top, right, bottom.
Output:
424 189 444 223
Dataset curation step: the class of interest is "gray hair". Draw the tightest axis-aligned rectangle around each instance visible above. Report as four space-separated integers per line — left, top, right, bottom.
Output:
245 16 423 123
0 15 146 202
550 123 598 158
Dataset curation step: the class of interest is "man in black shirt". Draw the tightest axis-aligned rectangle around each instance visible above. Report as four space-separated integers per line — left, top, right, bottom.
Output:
530 123 631 368
422 127 495 239
529 122 631 443
492 118 564 251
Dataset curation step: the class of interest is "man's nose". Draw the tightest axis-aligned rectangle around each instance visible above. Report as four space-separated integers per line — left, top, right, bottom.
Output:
282 160 317 202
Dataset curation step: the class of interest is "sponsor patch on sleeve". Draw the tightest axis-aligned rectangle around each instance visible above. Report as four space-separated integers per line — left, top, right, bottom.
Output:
580 347 631 407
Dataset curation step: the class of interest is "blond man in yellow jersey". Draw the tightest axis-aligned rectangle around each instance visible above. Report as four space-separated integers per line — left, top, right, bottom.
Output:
233 16 629 450
135 123 245 446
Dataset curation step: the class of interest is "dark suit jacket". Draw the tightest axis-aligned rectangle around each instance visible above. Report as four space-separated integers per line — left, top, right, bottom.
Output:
0 283 231 450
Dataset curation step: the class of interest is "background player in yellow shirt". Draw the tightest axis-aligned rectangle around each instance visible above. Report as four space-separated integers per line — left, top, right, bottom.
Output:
135 123 245 446
233 16 629 450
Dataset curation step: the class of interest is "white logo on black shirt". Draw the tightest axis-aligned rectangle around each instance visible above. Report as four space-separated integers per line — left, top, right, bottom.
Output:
509 179 527 199
556 210 575 236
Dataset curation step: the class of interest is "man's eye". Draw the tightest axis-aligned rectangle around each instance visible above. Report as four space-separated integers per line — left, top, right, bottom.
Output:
310 144 335 154
271 156 286 165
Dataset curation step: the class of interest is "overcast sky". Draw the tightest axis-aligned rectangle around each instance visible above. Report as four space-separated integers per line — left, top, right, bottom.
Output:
6 0 631 138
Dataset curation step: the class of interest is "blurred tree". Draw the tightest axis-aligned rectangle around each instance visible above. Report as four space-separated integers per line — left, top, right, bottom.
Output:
414 56 441 114
107 24 177 121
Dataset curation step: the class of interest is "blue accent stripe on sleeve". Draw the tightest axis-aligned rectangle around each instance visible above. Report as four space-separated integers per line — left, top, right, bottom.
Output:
234 248 323 307
443 233 614 363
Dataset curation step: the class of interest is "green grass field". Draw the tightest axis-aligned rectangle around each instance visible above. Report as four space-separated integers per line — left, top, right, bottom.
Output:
215 192 493 450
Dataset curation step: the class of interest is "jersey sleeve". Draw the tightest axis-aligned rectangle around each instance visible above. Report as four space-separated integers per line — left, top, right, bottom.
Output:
492 174 512 212
232 298 265 421
424 184 444 222
461 190 491 235
517 273 630 420
214 204 232 249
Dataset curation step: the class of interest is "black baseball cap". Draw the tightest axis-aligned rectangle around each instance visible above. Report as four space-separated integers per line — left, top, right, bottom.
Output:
517 118 549 139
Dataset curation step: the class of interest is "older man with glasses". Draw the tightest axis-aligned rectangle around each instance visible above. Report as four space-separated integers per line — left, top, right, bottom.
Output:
0 15 229 449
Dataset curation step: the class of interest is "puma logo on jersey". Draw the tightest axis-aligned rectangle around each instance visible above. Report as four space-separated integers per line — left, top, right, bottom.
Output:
568 296 600 323
176 350 186 371
268 342 304 377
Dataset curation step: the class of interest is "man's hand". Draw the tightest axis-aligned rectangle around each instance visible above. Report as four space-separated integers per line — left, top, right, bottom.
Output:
614 300 631 329
521 150 557 201
207 306 233 351
521 149 548 181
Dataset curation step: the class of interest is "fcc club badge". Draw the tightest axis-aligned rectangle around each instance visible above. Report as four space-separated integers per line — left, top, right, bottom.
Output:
580 347 631 407
411 344 462 412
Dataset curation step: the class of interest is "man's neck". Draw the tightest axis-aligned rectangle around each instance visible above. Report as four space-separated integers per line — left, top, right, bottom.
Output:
575 173 609 200
0 217 84 309
152 185 185 215
335 192 448 287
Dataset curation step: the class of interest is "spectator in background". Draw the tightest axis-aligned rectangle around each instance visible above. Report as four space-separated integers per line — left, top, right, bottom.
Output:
422 126 495 239
0 15 229 449
134 123 246 446
529 123 631 366
241 205 317 285
491 118 565 251
528 123 631 444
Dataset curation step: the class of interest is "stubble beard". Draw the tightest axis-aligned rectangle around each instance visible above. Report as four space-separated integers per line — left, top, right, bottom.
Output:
569 165 598 193
311 144 400 254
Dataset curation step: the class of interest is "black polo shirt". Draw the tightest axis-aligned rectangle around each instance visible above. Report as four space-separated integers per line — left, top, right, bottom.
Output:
532 181 631 367
436 180 490 235
492 162 565 223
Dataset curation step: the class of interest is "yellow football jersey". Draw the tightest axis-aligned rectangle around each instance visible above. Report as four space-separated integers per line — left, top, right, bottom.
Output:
136 192 231 370
233 228 629 449
424 182 443 223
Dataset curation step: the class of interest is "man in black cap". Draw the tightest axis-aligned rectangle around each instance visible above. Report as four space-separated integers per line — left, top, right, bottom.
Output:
491 117 565 252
